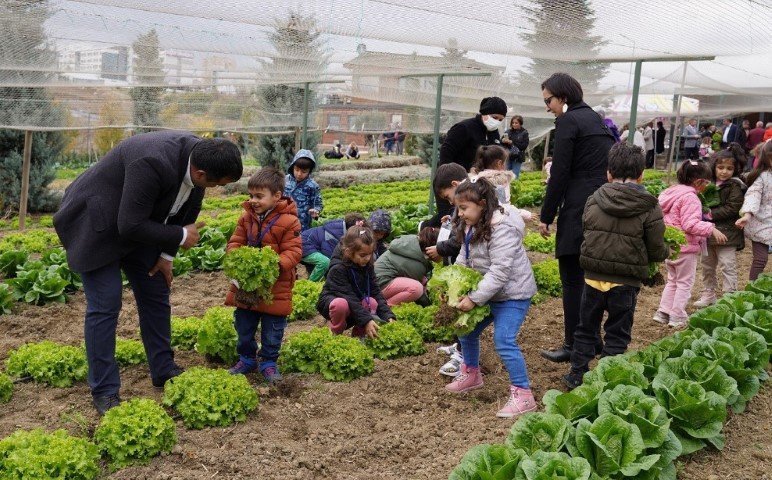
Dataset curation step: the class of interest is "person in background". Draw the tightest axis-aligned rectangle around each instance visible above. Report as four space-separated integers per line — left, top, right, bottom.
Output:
699 136 714 159
345 142 360 159
394 125 406 155
284 149 323 231
538 72 615 363
721 118 738 149
300 213 366 281
225 168 302 382
383 128 395 155
655 121 667 156
53 132 243 414
469 145 533 222
643 121 655 168
736 119 750 152
324 143 344 160
746 122 766 172
543 157 553 184
368 209 392 260
595 108 621 142
682 119 700 160
711 127 723 152
502 115 529 179
620 124 646 151
736 139 772 280
763 122 772 142
375 226 439 307
563 142 668 389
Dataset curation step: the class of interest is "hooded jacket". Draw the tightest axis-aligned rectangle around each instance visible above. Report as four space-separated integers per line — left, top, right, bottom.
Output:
301 218 345 259
707 177 746 250
374 235 433 305
285 149 323 230
224 198 303 316
471 169 516 205
580 183 669 287
317 247 394 327
658 184 715 254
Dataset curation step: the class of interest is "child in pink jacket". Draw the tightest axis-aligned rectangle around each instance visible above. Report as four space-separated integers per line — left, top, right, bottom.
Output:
654 160 728 328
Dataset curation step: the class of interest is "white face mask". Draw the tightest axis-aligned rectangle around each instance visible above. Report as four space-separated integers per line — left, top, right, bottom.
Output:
482 115 502 131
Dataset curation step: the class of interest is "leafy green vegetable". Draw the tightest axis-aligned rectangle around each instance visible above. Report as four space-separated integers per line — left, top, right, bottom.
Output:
171 315 201 350
288 279 323 321
279 327 333 374
0 250 28 278
597 385 672 449
643 179 667 197
648 328 706 360
317 335 375 382
532 259 562 297
94 398 176 469
687 304 739 334
716 291 769 317
8 262 70 305
625 345 670 381
582 356 649 391
0 372 12 403
185 246 226 271
542 382 605 423
523 232 556 254
657 350 739 411
736 309 771 351
515 451 592 480
5 341 87 387
172 255 193 277
567 413 659 478
710 326 769 380
0 229 60 253
651 372 727 454
392 303 455 343
427 263 491 335
162 367 258 429
744 273 771 297
0 428 100 480
0 283 13 315
663 226 687 260
195 306 238 363
114 338 147 367
506 412 573 455
222 245 280 302
366 321 425 360
449 444 526 480
699 183 721 209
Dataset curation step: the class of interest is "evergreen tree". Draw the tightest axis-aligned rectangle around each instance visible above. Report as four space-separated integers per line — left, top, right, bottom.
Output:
130 29 164 132
0 0 66 213
255 12 327 171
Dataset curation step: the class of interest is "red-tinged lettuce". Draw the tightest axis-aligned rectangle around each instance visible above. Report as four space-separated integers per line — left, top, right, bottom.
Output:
687 304 739 335
449 444 526 480
582 356 649 391
514 451 592 480
651 372 727 454
0 429 100 480
542 382 606 423
506 412 573 455
427 264 491 335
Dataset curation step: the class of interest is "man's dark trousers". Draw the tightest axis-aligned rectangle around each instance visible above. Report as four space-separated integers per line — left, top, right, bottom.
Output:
80 245 175 397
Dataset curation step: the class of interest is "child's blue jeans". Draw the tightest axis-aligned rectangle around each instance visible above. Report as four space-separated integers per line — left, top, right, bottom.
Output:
234 308 287 370
458 299 531 388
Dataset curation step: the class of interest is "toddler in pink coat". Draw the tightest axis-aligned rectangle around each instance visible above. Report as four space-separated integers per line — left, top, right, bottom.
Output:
654 160 728 328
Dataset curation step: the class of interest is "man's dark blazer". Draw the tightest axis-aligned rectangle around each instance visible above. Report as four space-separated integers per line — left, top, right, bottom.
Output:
54 131 204 273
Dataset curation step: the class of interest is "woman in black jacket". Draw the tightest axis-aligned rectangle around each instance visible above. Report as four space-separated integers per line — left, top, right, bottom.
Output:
503 115 529 179
655 121 667 155
538 73 615 363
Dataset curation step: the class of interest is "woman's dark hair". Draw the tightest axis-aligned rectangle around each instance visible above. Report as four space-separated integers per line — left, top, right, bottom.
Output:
433 162 468 195
676 159 711 186
471 145 508 173
453 177 502 244
709 150 741 181
191 138 243 181
540 73 583 105
607 142 645 180
418 226 440 251
746 139 772 186
343 213 366 230
510 115 524 128
341 225 376 259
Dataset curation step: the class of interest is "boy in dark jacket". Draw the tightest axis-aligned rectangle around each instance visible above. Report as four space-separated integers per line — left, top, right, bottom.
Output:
300 213 365 281
425 163 467 266
564 143 669 389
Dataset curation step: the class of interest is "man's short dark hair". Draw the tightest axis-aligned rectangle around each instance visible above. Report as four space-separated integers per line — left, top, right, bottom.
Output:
293 157 314 171
607 142 645 180
540 73 583 105
247 167 284 194
191 138 243 181
433 163 468 195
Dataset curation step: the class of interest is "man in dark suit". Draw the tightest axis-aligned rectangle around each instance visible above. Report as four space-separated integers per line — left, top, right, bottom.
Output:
721 118 738 148
53 130 243 414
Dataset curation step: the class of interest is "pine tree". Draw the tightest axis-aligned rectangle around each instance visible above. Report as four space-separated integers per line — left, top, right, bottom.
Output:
255 12 327 171
130 29 164 132
0 0 66 213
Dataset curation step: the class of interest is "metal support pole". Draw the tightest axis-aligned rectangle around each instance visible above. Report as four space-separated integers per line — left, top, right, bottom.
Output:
19 131 32 230
542 130 551 164
666 61 689 174
627 60 643 146
301 82 310 149
428 74 445 215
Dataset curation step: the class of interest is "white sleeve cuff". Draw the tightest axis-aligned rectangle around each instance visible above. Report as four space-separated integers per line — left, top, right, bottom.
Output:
179 226 188 246
160 253 174 262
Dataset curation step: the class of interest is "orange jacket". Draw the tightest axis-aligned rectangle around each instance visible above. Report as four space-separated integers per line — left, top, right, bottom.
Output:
224 197 302 316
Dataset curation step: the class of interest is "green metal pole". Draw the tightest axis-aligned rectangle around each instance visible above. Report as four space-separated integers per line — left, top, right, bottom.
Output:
301 82 310 149
627 60 643 146
428 74 444 215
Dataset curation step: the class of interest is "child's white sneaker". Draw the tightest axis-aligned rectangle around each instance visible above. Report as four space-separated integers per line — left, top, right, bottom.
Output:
436 343 458 356
693 292 716 308
668 317 688 329
439 352 463 377
652 311 669 324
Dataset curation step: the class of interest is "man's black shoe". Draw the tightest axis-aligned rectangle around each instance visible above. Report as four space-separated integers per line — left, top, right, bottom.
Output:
93 394 121 416
152 364 184 388
562 373 583 390
539 346 572 363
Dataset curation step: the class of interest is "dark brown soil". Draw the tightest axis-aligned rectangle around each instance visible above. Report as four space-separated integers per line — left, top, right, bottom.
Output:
0 236 769 479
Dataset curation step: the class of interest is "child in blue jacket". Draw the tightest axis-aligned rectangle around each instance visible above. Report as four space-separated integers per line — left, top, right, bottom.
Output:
301 213 366 281
285 149 323 230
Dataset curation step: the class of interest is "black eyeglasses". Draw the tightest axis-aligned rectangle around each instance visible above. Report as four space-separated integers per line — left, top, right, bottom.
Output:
544 95 555 106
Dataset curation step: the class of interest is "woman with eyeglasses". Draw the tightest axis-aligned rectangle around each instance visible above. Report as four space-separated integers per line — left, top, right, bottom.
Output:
537 73 616 364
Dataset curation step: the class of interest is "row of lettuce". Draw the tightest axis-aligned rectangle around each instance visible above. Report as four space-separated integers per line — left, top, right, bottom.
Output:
447 274 771 480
